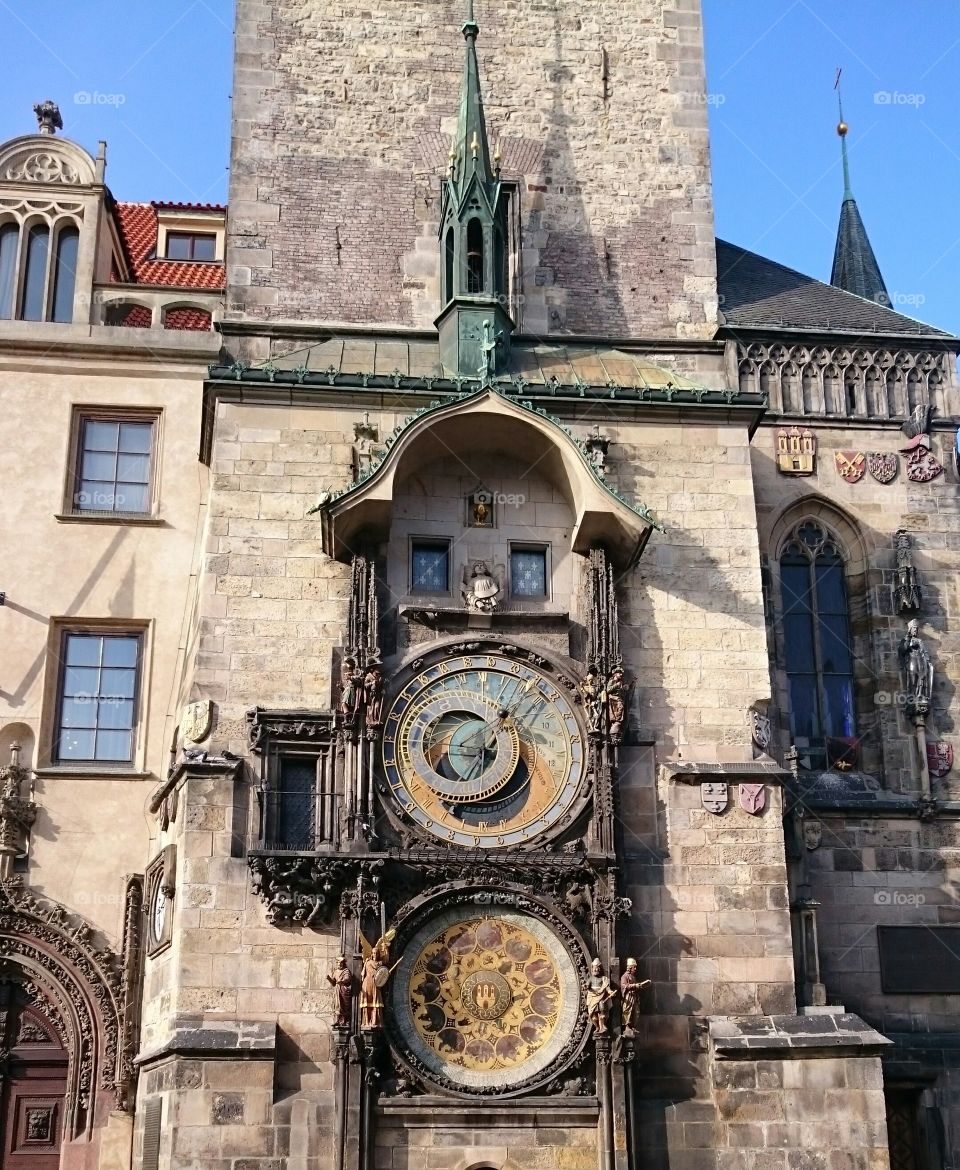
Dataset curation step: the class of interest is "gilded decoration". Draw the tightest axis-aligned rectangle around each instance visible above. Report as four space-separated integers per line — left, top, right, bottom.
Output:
404 912 566 1079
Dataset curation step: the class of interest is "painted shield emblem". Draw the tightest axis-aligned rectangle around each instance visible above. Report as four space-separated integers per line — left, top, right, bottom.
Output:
374 963 391 989
904 449 944 483
803 819 823 851
868 453 898 484
739 783 766 815
701 781 728 815
751 710 771 751
835 451 866 483
927 741 954 779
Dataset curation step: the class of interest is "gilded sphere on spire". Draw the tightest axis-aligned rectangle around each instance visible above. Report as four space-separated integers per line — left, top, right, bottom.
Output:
837 121 849 137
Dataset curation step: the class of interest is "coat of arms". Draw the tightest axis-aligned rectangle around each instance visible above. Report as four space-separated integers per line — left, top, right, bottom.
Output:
776 427 816 475
903 448 944 483
751 709 771 752
835 451 866 483
701 782 728 815
927 741 954 779
868 453 898 484
179 699 213 745
739 783 766 815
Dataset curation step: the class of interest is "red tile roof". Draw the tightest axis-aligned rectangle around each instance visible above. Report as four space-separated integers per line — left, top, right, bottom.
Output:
113 202 225 291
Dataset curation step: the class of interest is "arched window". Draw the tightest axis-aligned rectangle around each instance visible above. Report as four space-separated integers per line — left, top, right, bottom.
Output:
51 225 79 323
0 223 17 320
780 521 857 772
466 218 484 294
20 224 50 321
444 227 455 303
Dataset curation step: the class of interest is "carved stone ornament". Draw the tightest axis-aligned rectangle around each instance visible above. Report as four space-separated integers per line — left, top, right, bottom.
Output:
803 819 823 851
834 450 866 484
738 783 766 816
584 425 610 478
894 529 922 614
0 743 36 861
34 100 63 136
751 709 771 752
179 699 213 745
461 559 501 613
868 453 898 484
903 446 944 483
3 151 80 185
776 427 816 475
927 741 954 779
701 781 729 815
0 875 137 1138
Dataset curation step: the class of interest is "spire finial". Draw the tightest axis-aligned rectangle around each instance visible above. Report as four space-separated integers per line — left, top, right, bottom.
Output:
834 68 853 200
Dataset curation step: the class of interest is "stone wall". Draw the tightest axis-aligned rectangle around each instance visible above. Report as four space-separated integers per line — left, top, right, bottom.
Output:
229 0 717 338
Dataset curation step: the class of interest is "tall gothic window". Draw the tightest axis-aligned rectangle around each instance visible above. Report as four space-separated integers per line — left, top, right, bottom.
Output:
444 227 455 304
0 223 17 319
780 522 857 771
20 224 50 321
466 218 484 294
51 225 79 322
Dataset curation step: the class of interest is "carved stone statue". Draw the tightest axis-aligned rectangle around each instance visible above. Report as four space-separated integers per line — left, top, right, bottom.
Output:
326 955 356 1028
462 560 501 613
363 663 385 730
360 928 396 1030
34 100 63 136
899 619 934 715
895 529 922 613
619 958 650 1036
585 958 617 1034
339 658 363 723
580 666 603 734
604 667 631 744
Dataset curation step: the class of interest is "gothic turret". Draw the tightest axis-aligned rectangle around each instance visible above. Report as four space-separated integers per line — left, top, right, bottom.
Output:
436 0 513 380
829 101 890 306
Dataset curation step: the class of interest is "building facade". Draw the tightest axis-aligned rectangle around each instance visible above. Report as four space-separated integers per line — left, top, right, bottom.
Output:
1 3 959 1170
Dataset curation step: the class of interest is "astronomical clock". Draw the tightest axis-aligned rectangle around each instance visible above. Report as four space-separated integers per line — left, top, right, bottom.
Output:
247 545 639 1159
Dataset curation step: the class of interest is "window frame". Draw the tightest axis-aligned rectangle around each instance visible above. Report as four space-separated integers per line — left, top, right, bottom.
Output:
508 542 550 601
63 407 162 521
409 537 453 597
163 231 217 262
52 627 146 768
765 509 879 778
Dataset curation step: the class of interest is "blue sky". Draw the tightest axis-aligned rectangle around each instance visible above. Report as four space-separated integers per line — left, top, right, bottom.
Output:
1 0 958 334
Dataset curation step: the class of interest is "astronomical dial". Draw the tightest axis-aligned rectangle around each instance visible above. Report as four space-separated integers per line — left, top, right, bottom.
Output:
382 651 585 848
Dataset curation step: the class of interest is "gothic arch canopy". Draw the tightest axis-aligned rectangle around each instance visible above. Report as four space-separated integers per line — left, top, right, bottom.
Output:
0 876 139 1138
0 134 98 188
317 387 661 569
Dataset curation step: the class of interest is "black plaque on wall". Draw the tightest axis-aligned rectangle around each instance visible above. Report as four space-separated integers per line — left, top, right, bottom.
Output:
878 926 960 994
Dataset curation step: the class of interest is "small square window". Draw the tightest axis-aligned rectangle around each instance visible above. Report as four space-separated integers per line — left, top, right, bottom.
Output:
510 546 548 598
165 232 217 261
411 540 451 594
55 631 142 764
71 413 157 515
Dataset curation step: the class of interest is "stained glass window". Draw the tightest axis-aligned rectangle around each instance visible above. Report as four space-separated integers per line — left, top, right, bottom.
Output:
510 547 548 598
411 541 450 593
780 522 856 771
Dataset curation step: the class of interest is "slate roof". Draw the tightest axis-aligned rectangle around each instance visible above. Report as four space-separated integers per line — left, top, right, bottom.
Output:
716 239 953 341
830 196 890 305
112 202 225 291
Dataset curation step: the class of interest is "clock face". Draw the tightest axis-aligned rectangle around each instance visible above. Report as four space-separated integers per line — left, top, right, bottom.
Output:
152 882 167 944
382 651 585 848
390 906 582 1092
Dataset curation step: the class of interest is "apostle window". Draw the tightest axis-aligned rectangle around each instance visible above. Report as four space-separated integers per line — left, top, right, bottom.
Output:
779 521 857 771
411 539 451 595
54 631 142 764
510 545 549 599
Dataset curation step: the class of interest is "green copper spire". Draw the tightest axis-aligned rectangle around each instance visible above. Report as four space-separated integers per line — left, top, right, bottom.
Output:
436 0 513 379
830 82 890 306
452 0 498 194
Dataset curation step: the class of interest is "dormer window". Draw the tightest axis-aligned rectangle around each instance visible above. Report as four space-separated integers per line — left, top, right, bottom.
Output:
165 232 217 261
